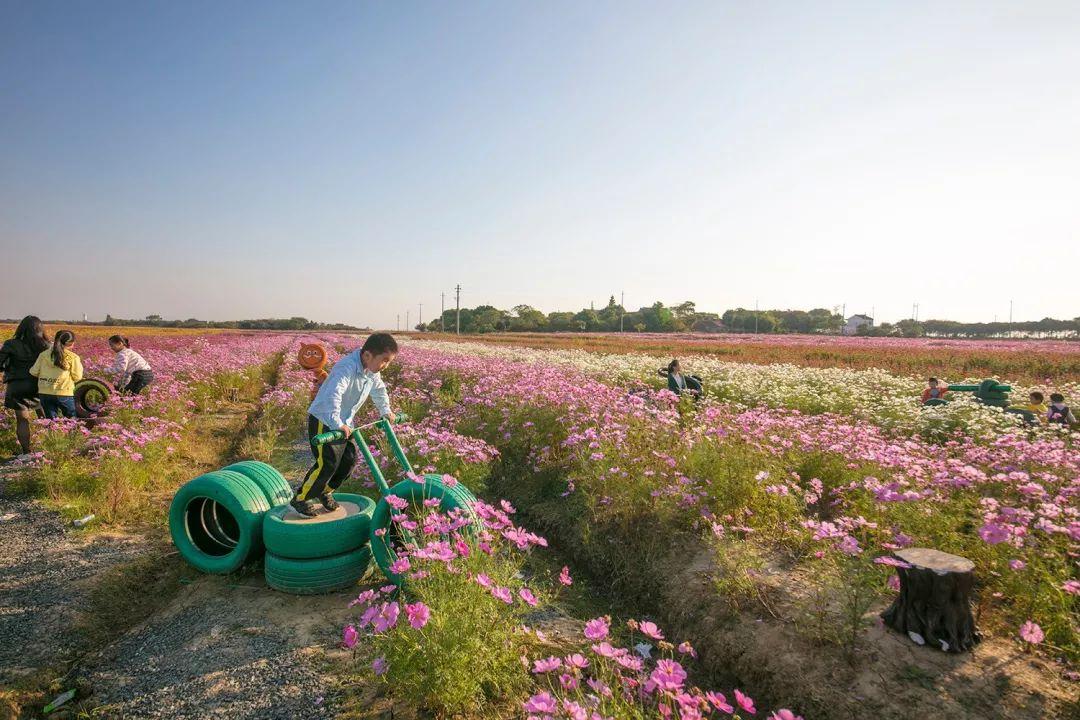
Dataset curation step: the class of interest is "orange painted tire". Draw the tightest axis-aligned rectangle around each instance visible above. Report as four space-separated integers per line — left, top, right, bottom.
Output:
297 344 328 370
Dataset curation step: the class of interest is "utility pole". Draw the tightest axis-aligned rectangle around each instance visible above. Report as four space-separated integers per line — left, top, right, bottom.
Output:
441 292 445 333
620 291 625 332
419 303 422 329
1009 299 1013 324
455 284 461 335
406 310 410 330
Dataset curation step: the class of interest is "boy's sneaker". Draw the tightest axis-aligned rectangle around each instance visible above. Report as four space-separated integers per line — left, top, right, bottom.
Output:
319 492 339 512
290 497 322 517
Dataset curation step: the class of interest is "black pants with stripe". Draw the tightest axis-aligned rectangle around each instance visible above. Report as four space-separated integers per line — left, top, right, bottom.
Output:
294 415 358 501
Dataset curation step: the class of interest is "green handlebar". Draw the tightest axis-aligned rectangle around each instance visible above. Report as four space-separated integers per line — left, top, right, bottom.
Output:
311 417 415 498
312 430 346 445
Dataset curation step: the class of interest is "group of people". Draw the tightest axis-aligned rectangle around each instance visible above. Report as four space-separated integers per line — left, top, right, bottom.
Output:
922 377 1075 425
0 315 154 457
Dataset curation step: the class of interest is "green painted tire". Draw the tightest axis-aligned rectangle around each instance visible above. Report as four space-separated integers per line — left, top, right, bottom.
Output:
222 460 294 508
265 546 372 595
370 475 480 585
168 471 270 574
74 378 113 418
262 493 375 559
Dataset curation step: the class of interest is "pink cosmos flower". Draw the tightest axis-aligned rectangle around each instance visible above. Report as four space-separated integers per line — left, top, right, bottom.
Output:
519 588 539 607
638 620 664 640
559 672 579 690
1019 621 1044 644
584 617 609 640
491 586 513 603
564 653 589 669
523 692 557 714
389 557 411 574
474 573 492 588
1062 580 1079 595
650 659 687 691
341 625 358 649
978 522 1010 545
735 689 756 714
532 656 563 673
769 711 804 720
705 691 733 713
372 656 388 676
677 641 697 658
591 641 619 658
372 602 400 633
1008 559 1025 571
559 566 573 586
405 602 430 629
562 699 588 720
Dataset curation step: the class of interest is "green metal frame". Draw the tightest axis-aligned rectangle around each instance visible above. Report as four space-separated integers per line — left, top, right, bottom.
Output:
312 418 413 497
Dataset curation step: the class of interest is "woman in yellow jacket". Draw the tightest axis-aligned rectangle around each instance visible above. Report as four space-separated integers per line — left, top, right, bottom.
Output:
30 330 83 419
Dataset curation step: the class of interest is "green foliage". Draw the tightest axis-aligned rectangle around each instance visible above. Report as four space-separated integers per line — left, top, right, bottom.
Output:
362 538 538 715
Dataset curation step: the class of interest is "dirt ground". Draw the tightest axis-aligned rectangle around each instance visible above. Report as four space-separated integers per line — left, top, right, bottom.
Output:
662 545 1080 720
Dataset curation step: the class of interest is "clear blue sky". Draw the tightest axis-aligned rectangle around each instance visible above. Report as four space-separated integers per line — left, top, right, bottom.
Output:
2 1 1078 328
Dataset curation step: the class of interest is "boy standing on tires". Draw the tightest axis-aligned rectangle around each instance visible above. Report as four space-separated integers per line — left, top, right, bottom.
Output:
291 333 398 517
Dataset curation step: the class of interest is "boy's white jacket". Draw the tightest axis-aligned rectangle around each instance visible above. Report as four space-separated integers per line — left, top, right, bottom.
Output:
308 350 391 429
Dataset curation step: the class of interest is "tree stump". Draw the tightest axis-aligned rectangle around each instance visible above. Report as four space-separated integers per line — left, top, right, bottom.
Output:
881 547 981 653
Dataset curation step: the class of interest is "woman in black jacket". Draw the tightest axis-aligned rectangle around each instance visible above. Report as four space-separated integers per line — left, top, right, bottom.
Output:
0 316 49 455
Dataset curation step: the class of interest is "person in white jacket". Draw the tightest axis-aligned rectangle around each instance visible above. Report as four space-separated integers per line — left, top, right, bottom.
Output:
291 333 399 517
108 335 154 395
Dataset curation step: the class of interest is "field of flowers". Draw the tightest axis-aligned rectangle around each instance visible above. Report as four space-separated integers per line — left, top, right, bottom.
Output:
439 332 1080 384
355 337 1077 718
4 328 1076 718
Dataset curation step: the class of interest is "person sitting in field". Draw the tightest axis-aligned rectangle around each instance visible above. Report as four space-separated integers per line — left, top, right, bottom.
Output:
107 335 154 395
667 359 702 398
1019 391 1048 420
1047 393 1077 426
290 332 399 517
0 315 49 456
921 377 947 404
29 330 83 419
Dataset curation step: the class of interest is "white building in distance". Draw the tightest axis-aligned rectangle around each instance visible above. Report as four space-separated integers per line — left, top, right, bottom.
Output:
842 314 874 335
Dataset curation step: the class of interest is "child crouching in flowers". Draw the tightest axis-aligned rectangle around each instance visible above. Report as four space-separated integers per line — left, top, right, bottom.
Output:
108 335 154 395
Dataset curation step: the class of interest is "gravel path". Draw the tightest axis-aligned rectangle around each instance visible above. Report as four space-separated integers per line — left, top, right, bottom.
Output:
0 465 143 686
79 584 351 719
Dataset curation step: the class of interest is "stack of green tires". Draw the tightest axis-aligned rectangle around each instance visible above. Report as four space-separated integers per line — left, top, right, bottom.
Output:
262 493 376 594
168 461 293 574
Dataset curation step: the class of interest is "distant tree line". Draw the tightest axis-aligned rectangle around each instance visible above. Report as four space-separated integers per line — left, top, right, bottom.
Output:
418 297 845 334
416 298 1079 339
866 317 1080 339
0 315 363 331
